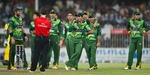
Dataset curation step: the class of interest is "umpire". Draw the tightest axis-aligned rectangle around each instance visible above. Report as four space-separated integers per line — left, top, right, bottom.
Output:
29 8 51 73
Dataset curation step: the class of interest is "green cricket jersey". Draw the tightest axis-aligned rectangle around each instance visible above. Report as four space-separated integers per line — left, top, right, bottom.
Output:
9 16 24 40
64 21 75 38
73 21 91 39
29 21 36 36
86 19 101 40
50 18 63 38
126 19 149 38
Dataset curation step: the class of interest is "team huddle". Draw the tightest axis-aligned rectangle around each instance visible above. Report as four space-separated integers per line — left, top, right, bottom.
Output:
3 7 150 73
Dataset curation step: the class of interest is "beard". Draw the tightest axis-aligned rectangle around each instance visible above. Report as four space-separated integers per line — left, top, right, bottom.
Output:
16 13 20 17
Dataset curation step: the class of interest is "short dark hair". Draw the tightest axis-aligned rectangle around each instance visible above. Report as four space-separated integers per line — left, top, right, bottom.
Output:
67 12 74 16
34 11 40 17
83 11 88 15
13 7 22 12
40 8 47 15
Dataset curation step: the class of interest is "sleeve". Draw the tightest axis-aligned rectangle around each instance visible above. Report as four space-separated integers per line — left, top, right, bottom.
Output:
143 21 150 32
126 22 131 31
29 21 35 32
5 30 9 39
86 20 90 25
73 22 78 30
34 18 38 29
85 24 91 31
64 24 67 39
97 23 101 38
8 19 14 29
58 21 64 39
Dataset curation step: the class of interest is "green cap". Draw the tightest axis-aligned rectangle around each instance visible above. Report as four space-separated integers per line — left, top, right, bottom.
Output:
89 14 94 18
50 10 56 14
13 7 22 12
77 13 83 17
133 10 140 15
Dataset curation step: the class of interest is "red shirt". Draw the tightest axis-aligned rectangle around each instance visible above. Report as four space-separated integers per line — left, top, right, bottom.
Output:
34 16 51 36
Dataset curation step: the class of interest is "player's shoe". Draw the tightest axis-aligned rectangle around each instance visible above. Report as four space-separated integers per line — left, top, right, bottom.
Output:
71 68 76 71
11 66 15 70
135 65 141 70
27 67 30 70
65 65 71 71
123 65 131 70
29 70 35 73
52 66 58 69
88 66 98 70
7 66 14 70
13 67 18 70
52 64 59 69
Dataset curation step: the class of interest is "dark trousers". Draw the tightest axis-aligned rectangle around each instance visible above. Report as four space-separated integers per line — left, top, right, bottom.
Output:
127 37 143 68
47 35 60 66
30 35 50 71
8 40 28 69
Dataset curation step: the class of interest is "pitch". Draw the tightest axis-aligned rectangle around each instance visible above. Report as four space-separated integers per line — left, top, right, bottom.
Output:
0 63 149 75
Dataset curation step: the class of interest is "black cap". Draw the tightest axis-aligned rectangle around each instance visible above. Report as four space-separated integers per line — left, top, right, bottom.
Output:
40 8 47 15
89 13 94 18
75 13 78 17
13 7 22 12
133 10 140 15
50 10 56 14
34 11 40 17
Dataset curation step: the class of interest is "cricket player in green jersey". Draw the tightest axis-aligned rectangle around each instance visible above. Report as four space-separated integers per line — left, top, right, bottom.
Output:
65 13 94 71
64 12 75 60
29 12 40 64
85 14 101 70
47 10 64 69
83 11 90 25
8 7 28 70
124 10 150 70
82 11 90 50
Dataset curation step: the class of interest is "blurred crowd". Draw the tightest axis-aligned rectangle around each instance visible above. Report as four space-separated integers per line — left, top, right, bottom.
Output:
0 0 150 28
0 0 150 47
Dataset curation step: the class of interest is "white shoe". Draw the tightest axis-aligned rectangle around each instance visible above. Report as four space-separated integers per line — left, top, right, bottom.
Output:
88 68 94 70
13 68 18 70
135 65 141 70
123 65 131 70
71 68 76 71
52 66 58 69
27 67 30 70
135 67 140 70
88 66 97 70
29 70 34 73
65 66 71 71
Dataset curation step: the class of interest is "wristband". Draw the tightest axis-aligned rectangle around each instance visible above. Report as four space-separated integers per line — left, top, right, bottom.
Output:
128 31 131 34
143 30 146 33
10 33 13 37
23 33 27 36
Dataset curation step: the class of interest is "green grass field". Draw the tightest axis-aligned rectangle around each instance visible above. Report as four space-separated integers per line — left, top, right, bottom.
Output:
0 62 150 75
